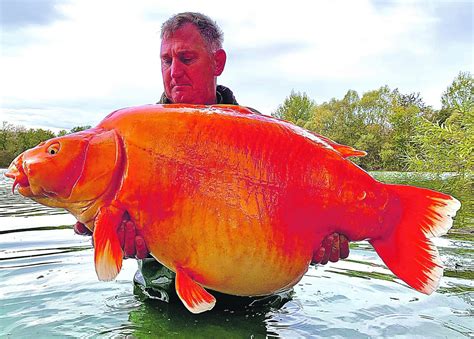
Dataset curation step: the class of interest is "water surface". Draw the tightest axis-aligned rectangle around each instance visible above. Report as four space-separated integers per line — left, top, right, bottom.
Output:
0 170 472 337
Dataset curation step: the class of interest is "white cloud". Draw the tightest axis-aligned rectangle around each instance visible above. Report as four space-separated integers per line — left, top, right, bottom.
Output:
2 1 161 102
0 0 472 129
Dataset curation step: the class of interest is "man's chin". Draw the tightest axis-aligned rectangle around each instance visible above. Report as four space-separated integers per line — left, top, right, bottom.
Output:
171 93 192 104
171 89 208 105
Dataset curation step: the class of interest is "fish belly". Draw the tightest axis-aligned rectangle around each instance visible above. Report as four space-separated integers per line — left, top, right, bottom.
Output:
143 191 315 296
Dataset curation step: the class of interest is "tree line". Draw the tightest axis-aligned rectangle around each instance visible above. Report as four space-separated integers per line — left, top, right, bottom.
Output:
272 71 472 186
1 72 472 185
0 124 90 167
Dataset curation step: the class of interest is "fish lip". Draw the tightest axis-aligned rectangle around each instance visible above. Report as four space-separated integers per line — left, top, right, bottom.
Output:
5 161 30 194
4 170 15 180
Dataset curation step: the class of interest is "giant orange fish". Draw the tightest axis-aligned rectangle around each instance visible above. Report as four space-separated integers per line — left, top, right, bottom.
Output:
5 104 460 313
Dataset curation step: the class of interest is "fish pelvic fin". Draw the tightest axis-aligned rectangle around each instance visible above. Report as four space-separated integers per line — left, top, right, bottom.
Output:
175 267 216 314
371 184 461 294
93 206 124 281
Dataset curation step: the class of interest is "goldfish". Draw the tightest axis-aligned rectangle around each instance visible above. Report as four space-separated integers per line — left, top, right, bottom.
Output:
5 104 461 313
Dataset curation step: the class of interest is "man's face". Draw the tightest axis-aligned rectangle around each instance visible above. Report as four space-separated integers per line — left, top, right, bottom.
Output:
160 23 225 104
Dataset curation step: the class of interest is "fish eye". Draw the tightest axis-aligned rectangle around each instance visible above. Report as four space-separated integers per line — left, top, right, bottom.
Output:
47 143 60 155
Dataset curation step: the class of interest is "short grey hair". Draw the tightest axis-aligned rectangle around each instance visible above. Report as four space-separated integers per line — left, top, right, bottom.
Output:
161 12 224 51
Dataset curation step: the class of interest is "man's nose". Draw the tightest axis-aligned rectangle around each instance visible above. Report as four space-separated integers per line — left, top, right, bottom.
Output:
170 60 184 78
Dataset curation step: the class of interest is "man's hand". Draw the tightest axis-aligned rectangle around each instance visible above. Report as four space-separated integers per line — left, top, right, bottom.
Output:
312 233 350 265
74 221 93 235
117 220 149 259
73 219 149 259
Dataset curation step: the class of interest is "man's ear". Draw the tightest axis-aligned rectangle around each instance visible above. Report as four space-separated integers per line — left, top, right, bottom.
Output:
214 49 226 76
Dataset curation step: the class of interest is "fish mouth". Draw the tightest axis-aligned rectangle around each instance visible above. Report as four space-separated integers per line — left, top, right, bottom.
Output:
5 156 31 194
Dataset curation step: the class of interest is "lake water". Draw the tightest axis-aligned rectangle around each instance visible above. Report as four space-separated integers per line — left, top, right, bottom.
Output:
0 170 472 337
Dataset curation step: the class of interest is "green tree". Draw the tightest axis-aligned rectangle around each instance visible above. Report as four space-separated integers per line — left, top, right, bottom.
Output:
272 90 316 127
0 122 17 167
309 90 363 148
294 87 430 171
386 103 421 170
383 90 433 170
18 128 55 150
431 71 473 124
406 73 474 188
303 106 336 135
0 122 56 167
0 123 96 167
441 71 473 115
70 125 92 133
354 86 393 170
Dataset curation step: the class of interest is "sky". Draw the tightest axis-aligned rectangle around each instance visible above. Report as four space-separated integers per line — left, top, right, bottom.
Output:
0 0 472 132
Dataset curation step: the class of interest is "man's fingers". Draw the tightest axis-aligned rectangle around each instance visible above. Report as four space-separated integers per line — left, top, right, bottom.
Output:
312 233 350 265
135 236 149 259
339 234 350 259
123 221 136 258
329 234 340 262
320 249 330 265
73 221 92 236
312 246 325 264
319 234 334 265
117 221 126 249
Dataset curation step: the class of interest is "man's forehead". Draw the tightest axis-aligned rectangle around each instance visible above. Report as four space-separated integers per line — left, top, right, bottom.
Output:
160 43 202 55
160 23 208 52
160 41 210 57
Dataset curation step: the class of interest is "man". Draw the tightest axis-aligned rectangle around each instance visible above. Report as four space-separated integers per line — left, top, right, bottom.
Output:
75 12 349 302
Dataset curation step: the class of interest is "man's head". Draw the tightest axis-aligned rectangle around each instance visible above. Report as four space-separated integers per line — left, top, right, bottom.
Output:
160 12 227 105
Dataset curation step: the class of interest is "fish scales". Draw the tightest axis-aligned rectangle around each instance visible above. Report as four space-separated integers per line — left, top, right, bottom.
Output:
5 104 461 313
108 108 342 282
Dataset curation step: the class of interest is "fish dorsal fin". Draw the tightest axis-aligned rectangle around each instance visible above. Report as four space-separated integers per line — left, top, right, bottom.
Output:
311 132 367 158
212 105 367 158
331 144 367 158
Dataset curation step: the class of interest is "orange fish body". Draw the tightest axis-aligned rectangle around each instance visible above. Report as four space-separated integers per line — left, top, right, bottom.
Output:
5 104 461 313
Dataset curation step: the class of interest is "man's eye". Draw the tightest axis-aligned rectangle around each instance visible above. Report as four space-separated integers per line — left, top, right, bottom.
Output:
162 58 172 66
181 56 194 64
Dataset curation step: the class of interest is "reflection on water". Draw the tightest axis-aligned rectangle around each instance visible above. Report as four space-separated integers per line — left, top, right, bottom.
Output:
0 169 472 337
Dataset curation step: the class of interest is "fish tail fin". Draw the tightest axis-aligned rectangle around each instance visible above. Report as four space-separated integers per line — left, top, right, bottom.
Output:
370 184 460 294
93 208 124 281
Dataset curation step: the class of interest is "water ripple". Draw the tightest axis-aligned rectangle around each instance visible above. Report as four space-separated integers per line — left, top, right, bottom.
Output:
105 293 143 311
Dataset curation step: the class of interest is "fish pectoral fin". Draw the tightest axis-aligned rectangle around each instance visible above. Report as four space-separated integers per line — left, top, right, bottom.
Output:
175 267 216 314
93 206 124 281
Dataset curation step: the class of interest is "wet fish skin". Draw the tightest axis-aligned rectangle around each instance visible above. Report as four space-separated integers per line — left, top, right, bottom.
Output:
5 104 461 314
